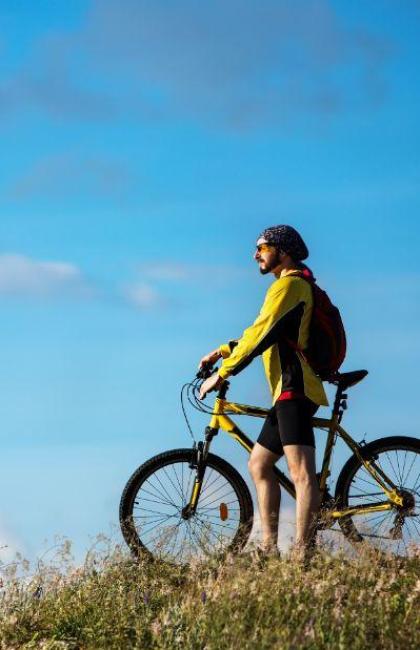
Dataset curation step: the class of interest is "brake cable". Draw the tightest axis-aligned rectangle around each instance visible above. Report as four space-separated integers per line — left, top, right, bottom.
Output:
180 380 198 443
180 366 247 444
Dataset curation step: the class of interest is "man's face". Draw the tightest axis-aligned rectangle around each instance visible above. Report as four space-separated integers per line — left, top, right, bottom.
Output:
254 238 283 275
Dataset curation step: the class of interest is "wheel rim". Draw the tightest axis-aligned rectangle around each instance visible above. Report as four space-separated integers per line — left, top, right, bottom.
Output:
126 459 245 563
342 444 420 555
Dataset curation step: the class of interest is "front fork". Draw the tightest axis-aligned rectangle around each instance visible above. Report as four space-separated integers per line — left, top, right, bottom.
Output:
181 427 218 520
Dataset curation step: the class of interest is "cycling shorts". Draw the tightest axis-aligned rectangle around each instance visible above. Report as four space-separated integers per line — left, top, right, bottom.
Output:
256 399 319 456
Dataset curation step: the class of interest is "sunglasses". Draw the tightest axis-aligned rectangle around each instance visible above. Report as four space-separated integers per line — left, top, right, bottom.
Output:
255 243 275 253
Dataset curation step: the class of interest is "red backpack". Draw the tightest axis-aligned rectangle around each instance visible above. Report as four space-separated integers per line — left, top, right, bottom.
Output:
289 269 347 380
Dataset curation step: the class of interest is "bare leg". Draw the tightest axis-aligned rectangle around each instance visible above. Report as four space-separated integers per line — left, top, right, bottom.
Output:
248 443 281 550
283 445 320 549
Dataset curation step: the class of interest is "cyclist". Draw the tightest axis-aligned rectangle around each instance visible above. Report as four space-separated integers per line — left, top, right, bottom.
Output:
199 225 328 558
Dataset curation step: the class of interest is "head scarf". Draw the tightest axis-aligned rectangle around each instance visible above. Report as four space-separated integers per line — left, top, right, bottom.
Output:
258 225 309 261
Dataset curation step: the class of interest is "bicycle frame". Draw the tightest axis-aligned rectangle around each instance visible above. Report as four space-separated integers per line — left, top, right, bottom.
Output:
186 393 404 524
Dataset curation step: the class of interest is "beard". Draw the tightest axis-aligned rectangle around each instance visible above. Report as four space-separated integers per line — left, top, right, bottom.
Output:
258 251 282 274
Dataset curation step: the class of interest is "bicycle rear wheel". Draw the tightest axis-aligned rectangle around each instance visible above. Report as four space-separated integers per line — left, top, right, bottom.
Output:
335 436 420 555
119 448 253 564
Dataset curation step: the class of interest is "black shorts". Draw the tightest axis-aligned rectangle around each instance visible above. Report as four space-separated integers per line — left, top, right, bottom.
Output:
257 399 319 456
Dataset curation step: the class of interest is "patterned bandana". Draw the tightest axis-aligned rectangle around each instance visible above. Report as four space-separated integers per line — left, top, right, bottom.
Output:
258 225 309 261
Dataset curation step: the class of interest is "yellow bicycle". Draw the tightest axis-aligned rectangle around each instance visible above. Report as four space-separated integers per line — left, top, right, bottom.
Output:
120 366 420 563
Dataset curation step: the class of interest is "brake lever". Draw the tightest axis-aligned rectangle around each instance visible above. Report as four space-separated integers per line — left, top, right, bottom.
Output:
196 364 218 380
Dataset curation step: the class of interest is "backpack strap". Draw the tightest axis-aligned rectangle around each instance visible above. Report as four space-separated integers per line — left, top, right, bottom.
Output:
283 269 314 361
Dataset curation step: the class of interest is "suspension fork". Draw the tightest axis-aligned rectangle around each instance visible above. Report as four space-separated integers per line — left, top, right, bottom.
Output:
181 426 219 519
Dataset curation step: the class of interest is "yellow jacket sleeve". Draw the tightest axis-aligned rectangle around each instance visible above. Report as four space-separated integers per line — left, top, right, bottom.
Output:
218 278 302 380
218 340 238 359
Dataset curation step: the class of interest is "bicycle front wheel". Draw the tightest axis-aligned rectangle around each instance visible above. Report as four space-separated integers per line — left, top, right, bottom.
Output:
119 448 254 564
335 436 420 555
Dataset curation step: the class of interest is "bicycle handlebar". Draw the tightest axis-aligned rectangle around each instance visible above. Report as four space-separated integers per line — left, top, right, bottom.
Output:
196 362 216 380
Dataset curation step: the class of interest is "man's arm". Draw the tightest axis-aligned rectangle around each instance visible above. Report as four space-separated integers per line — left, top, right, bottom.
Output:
218 340 238 359
198 340 238 370
218 279 300 380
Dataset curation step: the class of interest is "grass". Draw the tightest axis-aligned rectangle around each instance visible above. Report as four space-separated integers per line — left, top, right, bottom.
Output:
1 540 419 649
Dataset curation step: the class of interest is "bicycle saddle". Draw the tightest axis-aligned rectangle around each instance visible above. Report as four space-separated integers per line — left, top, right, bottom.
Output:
329 370 368 390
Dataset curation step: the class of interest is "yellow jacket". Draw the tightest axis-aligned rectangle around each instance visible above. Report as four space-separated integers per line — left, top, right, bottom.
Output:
218 270 328 406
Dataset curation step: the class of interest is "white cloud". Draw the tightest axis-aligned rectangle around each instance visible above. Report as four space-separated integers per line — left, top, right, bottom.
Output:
123 282 163 309
0 254 89 298
123 261 252 310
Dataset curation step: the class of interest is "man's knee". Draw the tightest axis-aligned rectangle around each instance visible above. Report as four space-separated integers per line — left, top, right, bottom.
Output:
284 445 317 487
289 465 316 487
287 458 317 488
248 446 277 481
248 455 265 481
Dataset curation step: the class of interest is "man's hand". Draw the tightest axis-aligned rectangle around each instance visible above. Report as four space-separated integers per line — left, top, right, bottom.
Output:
198 348 222 370
199 372 223 400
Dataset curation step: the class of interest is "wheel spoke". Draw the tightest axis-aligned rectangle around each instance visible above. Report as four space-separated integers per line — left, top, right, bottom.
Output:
138 517 176 537
197 515 238 532
184 465 194 507
348 492 385 499
402 452 417 487
395 450 403 485
201 468 215 493
367 515 388 534
400 450 409 485
340 442 420 556
199 500 239 510
202 471 225 495
411 471 420 495
181 461 185 505
199 480 235 506
133 513 175 523
141 484 175 508
133 504 173 515
153 472 179 507
408 516 420 537
171 463 186 503
193 517 226 545
143 477 176 504
385 451 399 484
162 466 184 503
121 455 250 564
355 472 381 490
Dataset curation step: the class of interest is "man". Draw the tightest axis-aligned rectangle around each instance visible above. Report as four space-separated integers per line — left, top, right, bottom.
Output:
198 225 328 557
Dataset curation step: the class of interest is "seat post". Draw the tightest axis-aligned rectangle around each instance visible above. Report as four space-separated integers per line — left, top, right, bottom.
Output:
333 386 342 415
333 385 348 422
329 370 367 422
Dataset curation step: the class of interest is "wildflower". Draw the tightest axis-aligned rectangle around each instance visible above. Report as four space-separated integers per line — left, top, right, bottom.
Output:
201 590 207 604
143 591 150 605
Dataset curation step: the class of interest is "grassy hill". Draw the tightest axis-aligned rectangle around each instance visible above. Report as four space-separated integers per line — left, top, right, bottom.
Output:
1 543 419 649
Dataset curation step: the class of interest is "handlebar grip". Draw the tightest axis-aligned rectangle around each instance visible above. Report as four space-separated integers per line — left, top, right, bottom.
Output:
196 363 217 380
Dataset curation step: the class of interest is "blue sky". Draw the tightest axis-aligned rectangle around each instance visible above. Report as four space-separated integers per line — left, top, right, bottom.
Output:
0 0 419 563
